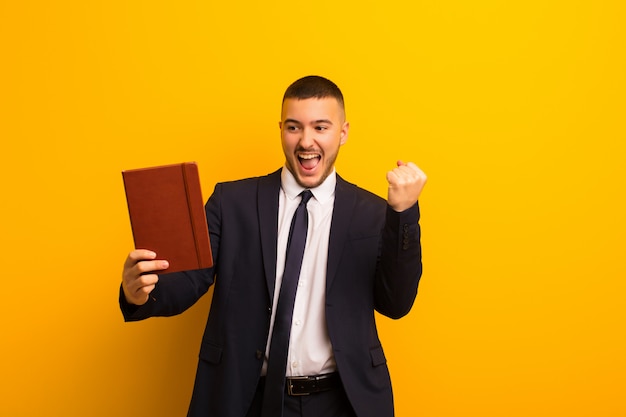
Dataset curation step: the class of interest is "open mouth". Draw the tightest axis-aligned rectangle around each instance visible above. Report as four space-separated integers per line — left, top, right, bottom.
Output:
298 153 321 170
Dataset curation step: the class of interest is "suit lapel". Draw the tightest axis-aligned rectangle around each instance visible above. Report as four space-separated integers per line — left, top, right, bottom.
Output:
326 175 356 292
258 170 282 299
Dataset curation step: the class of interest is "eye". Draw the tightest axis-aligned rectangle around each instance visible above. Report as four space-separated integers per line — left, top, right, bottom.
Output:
315 125 328 131
286 124 300 132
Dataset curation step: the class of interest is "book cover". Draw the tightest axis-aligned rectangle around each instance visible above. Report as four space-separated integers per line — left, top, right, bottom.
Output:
122 162 213 273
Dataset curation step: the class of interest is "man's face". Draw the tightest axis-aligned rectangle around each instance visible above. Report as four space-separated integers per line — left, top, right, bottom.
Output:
280 97 349 189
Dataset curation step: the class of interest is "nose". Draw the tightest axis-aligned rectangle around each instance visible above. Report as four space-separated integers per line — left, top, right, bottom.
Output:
300 127 316 148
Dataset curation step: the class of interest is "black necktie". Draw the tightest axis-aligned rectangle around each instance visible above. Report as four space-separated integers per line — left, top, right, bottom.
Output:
261 190 313 417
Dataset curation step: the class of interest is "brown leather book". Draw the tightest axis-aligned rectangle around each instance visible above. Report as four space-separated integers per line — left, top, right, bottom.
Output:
122 162 213 273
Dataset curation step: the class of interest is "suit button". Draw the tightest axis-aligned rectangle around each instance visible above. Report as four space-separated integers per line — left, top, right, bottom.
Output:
256 350 263 360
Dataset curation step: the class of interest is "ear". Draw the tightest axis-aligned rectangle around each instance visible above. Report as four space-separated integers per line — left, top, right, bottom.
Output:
278 121 282 129
339 121 350 145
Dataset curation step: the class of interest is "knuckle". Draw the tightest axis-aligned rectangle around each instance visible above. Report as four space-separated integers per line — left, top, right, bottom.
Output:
139 285 152 294
135 261 152 274
129 250 143 261
137 274 152 285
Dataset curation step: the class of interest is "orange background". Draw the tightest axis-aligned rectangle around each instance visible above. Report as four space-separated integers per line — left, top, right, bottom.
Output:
1 1 624 416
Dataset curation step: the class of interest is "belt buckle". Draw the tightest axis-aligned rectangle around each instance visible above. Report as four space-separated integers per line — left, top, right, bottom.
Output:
287 376 311 396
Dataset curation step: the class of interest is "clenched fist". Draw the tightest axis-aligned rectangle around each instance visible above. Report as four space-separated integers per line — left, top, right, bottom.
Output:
386 161 427 212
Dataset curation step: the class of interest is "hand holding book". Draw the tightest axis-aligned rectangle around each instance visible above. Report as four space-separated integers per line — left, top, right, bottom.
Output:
120 162 213 305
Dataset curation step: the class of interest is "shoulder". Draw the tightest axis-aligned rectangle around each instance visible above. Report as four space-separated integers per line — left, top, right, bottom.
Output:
336 174 386 207
205 170 281 218
213 169 281 194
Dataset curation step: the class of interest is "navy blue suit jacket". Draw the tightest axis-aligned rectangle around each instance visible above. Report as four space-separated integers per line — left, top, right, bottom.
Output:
120 169 422 417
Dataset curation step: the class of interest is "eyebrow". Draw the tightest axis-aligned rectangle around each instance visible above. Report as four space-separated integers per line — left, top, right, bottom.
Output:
284 118 334 125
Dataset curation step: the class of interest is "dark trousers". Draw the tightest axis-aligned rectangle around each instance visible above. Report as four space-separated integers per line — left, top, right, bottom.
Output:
246 378 357 417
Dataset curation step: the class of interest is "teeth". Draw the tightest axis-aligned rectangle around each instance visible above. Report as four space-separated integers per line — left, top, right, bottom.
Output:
298 154 320 160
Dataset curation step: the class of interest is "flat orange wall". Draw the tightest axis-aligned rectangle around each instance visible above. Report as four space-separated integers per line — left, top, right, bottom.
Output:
1 1 624 416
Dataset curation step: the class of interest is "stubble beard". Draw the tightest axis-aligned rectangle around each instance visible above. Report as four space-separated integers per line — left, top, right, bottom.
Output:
288 147 340 189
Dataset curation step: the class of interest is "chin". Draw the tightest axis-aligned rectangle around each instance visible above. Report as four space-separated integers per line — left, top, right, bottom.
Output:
293 169 327 187
296 177 322 189
287 161 331 189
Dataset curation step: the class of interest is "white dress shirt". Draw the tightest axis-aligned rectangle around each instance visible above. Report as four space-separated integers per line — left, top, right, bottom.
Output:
262 167 337 377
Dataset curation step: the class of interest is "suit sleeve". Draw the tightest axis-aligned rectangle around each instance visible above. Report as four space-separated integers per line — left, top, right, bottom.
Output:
374 202 422 319
119 183 223 321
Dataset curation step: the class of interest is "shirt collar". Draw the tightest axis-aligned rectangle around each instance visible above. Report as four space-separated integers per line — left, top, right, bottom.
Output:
280 166 336 205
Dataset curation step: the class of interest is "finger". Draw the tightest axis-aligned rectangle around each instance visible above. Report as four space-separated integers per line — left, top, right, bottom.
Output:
397 162 420 174
396 162 425 180
125 272 157 290
125 276 158 305
124 249 157 269
136 283 157 298
405 161 419 171
134 259 170 276
122 258 168 297
386 169 400 185
135 273 159 289
387 165 413 185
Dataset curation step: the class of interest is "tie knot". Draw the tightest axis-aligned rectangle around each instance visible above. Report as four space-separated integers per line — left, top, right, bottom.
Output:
299 190 313 206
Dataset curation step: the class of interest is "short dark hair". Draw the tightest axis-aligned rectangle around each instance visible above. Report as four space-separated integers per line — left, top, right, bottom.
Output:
282 75 345 110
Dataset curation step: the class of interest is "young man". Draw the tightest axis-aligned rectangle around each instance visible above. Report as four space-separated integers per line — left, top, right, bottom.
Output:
121 75 427 417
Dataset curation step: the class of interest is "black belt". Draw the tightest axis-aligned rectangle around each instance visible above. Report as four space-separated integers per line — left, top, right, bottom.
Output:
285 372 340 396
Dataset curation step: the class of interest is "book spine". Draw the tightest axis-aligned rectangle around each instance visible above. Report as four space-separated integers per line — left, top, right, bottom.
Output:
182 162 213 269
